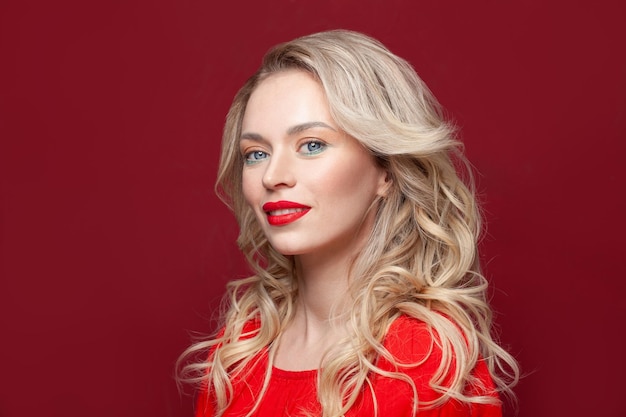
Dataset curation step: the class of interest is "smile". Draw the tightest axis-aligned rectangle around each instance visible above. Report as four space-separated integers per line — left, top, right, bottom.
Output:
262 201 311 226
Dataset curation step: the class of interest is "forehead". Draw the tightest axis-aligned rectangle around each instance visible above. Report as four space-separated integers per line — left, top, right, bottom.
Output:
241 70 335 133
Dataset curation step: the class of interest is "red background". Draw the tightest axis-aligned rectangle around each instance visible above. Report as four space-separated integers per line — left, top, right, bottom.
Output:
1 1 624 416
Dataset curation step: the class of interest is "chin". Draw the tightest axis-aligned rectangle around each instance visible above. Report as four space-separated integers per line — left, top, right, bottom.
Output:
266 240 308 257
272 246 303 257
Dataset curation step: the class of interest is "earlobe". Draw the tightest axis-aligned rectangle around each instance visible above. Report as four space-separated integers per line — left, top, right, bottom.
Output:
377 170 393 197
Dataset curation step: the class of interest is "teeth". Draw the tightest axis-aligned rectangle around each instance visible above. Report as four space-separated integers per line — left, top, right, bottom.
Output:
269 208 305 216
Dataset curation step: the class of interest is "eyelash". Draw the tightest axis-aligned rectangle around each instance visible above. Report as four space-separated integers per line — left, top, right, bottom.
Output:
298 140 327 155
242 140 327 165
244 150 268 164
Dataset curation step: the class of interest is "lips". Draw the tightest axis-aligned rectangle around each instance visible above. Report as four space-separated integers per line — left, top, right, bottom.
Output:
262 201 311 226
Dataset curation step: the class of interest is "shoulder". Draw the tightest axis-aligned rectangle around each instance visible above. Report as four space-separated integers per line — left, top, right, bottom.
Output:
371 316 501 416
382 315 442 365
379 314 499 396
214 317 261 342
241 317 262 337
377 315 447 400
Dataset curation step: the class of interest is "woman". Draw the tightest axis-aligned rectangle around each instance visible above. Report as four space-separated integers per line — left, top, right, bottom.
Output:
179 29 519 417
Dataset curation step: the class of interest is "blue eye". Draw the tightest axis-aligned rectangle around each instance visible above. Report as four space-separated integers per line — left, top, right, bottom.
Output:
244 150 268 164
300 140 326 155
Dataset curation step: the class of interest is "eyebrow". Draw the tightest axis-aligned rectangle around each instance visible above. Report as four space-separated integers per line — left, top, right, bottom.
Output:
287 121 336 135
240 121 337 141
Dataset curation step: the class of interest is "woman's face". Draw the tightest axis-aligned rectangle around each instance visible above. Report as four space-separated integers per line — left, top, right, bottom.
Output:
239 70 388 261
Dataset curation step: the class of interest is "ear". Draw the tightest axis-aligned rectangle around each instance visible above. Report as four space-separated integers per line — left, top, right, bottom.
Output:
376 169 393 197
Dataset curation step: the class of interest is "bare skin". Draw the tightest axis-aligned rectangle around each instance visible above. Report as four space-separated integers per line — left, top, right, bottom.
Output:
273 246 357 371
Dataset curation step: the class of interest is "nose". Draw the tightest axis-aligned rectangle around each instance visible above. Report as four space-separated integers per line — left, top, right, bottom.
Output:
262 150 296 190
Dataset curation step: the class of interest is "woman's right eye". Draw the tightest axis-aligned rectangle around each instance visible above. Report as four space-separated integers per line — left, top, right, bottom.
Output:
244 150 269 164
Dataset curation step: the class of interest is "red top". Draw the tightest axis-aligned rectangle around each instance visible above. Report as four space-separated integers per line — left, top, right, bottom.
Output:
195 316 501 416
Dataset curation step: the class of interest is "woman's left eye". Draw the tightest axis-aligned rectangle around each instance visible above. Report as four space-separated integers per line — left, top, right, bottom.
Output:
299 140 326 155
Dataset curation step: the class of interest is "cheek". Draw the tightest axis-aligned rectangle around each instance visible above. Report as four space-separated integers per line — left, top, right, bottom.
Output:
321 160 382 197
241 172 259 207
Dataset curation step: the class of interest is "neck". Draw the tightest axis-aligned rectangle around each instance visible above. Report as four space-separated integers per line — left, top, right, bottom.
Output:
273 223 372 370
291 214 374 324
293 253 352 327
273 253 354 371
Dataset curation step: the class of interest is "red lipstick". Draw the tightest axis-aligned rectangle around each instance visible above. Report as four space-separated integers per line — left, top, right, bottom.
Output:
262 201 310 226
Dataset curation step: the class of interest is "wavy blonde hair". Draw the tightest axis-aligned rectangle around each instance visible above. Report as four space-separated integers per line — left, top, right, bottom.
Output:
179 29 519 416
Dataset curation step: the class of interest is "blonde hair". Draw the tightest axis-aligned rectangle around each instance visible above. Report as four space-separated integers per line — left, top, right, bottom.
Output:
179 29 519 416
